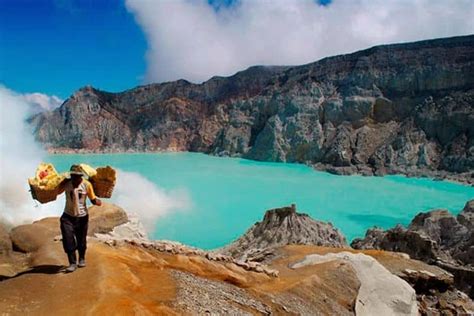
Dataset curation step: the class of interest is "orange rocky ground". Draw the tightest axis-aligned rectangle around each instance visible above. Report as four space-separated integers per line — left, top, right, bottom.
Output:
0 240 354 315
0 204 472 315
1 238 466 315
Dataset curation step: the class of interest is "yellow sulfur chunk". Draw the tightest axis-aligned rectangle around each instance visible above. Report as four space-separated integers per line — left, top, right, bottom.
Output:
92 166 117 183
79 164 97 178
29 163 65 190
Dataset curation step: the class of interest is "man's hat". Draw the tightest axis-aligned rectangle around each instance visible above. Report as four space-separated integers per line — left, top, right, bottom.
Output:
69 165 85 177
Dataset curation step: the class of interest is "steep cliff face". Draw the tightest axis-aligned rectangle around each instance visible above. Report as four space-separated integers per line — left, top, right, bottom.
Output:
31 35 474 181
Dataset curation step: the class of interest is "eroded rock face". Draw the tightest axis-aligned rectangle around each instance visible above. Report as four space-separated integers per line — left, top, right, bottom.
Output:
218 204 347 260
31 35 474 183
352 199 474 297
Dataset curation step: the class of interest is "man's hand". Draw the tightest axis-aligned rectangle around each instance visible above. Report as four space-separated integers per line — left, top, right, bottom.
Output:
92 198 102 206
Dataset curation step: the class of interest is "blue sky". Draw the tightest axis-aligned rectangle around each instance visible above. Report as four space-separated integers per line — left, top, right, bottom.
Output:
1 0 471 100
0 0 334 99
0 0 147 98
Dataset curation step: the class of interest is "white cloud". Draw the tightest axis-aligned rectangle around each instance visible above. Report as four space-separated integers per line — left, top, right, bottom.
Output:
126 0 474 84
0 85 190 228
22 92 63 114
112 170 191 232
0 85 63 226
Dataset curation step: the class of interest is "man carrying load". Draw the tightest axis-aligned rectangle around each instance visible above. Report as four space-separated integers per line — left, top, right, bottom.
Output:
58 165 102 273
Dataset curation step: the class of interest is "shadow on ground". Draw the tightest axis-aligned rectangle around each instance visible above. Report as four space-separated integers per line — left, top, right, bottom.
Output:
0 265 65 281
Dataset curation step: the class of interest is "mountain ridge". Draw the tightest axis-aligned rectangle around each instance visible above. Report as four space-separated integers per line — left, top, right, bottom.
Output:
31 34 474 183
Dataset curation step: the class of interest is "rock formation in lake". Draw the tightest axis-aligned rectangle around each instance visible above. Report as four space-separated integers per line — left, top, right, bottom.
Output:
1 203 473 314
30 35 474 183
352 199 474 298
218 204 347 261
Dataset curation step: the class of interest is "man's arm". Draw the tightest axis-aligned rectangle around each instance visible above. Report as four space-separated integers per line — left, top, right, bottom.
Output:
57 178 69 195
86 180 102 206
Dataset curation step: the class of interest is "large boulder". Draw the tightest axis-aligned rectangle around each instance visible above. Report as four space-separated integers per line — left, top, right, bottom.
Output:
291 252 418 315
1 218 60 276
9 219 59 253
0 203 130 279
0 223 12 254
7 203 128 271
9 203 128 253
88 202 128 236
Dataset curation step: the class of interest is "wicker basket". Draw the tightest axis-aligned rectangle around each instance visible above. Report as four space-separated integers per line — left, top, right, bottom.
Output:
30 184 58 204
90 179 115 198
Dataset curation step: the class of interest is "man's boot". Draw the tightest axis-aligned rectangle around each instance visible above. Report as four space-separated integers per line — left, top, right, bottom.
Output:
65 252 77 273
78 249 86 268
78 258 86 268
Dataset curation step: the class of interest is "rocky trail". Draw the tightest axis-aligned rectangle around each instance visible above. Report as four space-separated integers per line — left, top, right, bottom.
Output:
1 202 473 314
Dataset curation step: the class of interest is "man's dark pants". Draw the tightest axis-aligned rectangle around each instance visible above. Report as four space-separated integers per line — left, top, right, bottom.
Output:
60 213 89 264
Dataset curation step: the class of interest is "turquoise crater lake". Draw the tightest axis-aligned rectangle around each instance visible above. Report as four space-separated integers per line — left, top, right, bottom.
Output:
48 153 474 249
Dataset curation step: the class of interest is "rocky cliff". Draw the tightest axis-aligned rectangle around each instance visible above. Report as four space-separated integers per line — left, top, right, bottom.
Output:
31 35 474 182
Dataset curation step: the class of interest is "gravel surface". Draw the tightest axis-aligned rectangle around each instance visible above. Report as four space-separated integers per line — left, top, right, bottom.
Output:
171 270 272 315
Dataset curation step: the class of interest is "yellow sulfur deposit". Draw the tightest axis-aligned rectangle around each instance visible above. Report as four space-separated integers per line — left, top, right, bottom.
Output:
29 163 117 202
79 163 97 178
28 163 66 190
90 166 116 198
92 166 116 183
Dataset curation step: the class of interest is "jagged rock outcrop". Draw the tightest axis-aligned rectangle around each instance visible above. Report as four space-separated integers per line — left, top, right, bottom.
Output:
31 35 474 183
352 199 474 297
218 204 347 261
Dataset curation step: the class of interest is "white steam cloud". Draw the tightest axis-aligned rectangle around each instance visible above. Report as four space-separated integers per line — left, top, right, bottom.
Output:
0 85 190 230
0 85 62 226
22 93 63 114
126 0 474 83
112 170 191 232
